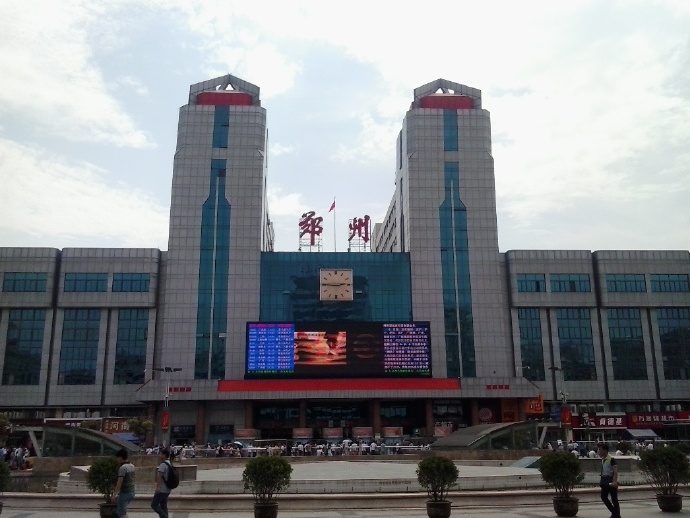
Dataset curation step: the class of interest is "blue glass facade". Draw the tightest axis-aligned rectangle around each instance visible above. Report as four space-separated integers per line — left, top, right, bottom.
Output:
2 272 48 292
58 308 100 385
260 252 412 322
114 308 148 384
517 308 545 381
2 308 45 385
195 158 230 380
607 308 647 380
443 110 458 151
212 106 229 148
556 308 596 381
439 162 475 378
657 308 690 380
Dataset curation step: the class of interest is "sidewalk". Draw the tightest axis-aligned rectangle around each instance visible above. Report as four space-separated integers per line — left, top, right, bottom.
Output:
0 499 671 518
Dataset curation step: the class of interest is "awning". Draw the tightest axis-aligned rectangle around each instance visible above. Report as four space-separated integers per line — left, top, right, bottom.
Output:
622 428 659 440
112 432 144 444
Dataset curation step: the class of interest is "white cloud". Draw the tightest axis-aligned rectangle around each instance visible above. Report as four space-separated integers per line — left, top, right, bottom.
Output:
0 138 168 248
117 75 150 96
0 1 152 148
270 143 296 156
267 186 308 217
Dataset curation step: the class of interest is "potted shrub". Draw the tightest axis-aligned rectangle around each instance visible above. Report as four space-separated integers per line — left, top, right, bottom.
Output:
242 455 292 518
86 457 119 518
538 451 584 517
0 459 12 515
639 446 690 512
416 455 459 518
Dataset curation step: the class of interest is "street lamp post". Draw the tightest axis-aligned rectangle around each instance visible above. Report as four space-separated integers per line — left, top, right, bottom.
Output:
549 366 572 442
152 367 182 446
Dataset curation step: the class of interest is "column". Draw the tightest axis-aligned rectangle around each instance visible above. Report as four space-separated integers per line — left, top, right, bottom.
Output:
195 401 206 445
425 399 434 437
371 399 381 436
244 401 253 429
299 400 307 428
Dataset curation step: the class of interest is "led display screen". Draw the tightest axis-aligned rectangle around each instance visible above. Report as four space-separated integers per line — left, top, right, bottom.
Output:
246 321 432 378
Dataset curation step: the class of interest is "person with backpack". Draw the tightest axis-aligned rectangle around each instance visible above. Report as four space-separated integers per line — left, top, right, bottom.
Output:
151 447 178 518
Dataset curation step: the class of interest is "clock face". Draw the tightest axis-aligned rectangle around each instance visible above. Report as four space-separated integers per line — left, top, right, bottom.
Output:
319 269 353 301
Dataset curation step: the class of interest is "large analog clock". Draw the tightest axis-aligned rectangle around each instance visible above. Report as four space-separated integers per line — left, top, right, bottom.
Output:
319 269 353 301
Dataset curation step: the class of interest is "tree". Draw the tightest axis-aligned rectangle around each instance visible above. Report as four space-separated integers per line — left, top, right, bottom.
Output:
127 417 153 441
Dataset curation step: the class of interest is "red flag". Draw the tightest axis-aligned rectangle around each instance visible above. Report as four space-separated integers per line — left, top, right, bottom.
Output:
328 200 335 212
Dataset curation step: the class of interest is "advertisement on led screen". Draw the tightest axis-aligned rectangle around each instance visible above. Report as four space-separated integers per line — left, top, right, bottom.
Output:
245 322 431 378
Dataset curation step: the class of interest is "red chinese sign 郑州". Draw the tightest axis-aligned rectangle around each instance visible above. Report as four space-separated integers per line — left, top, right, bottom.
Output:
299 211 323 246
348 215 370 243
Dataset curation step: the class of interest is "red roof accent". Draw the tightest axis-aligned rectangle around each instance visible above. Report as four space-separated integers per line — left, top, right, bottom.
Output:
217 378 461 392
419 95 474 109
196 91 253 106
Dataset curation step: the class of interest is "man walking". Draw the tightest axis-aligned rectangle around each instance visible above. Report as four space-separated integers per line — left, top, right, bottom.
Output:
151 448 173 518
113 448 136 518
598 442 621 518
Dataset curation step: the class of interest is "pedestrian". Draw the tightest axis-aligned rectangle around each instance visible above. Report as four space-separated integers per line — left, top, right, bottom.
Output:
113 448 136 518
151 448 173 518
598 442 621 518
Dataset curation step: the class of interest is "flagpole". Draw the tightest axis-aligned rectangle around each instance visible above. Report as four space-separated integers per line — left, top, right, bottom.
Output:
333 197 336 252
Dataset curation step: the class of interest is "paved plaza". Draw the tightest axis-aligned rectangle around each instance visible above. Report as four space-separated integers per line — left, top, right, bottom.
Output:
0 499 679 518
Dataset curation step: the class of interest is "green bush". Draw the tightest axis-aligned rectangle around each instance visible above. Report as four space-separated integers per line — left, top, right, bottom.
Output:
242 456 292 504
538 452 584 498
639 447 690 495
673 442 690 455
0 460 12 492
86 457 119 502
416 455 459 502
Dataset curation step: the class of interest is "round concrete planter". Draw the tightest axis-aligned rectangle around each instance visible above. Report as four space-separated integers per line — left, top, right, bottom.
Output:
253 502 279 518
552 496 579 517
426 500 452 518
98 502 118 518
656 494 683 513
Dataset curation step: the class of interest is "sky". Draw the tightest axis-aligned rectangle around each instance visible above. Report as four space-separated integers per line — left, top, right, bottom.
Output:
1 0 689 254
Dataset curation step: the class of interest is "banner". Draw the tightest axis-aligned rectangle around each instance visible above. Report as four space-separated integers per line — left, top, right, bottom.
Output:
322 427 343 439
292 427 313 439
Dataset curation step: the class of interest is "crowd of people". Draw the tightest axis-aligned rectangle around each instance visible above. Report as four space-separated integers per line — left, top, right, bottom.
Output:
142 438 430 459
541 438 657 458
1 443 34 469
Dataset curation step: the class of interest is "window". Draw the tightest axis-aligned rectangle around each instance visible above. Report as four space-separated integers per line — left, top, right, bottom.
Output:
443 110 459 151
556 308 596 381
114 309 148 384
606 274 646 293
657 308 690 380
551 274 591 293
517 274 546 293
2 309 45 385
212 106 229 148
2 272 48 292
58 308 100 385
651 274 690 293
64 273 107 292
439 162 475 377
112 273 150 292
517 308 545 381
607 308 647 380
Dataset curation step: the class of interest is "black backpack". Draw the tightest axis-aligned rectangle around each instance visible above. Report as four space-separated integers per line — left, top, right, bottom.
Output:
164 460 179 489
